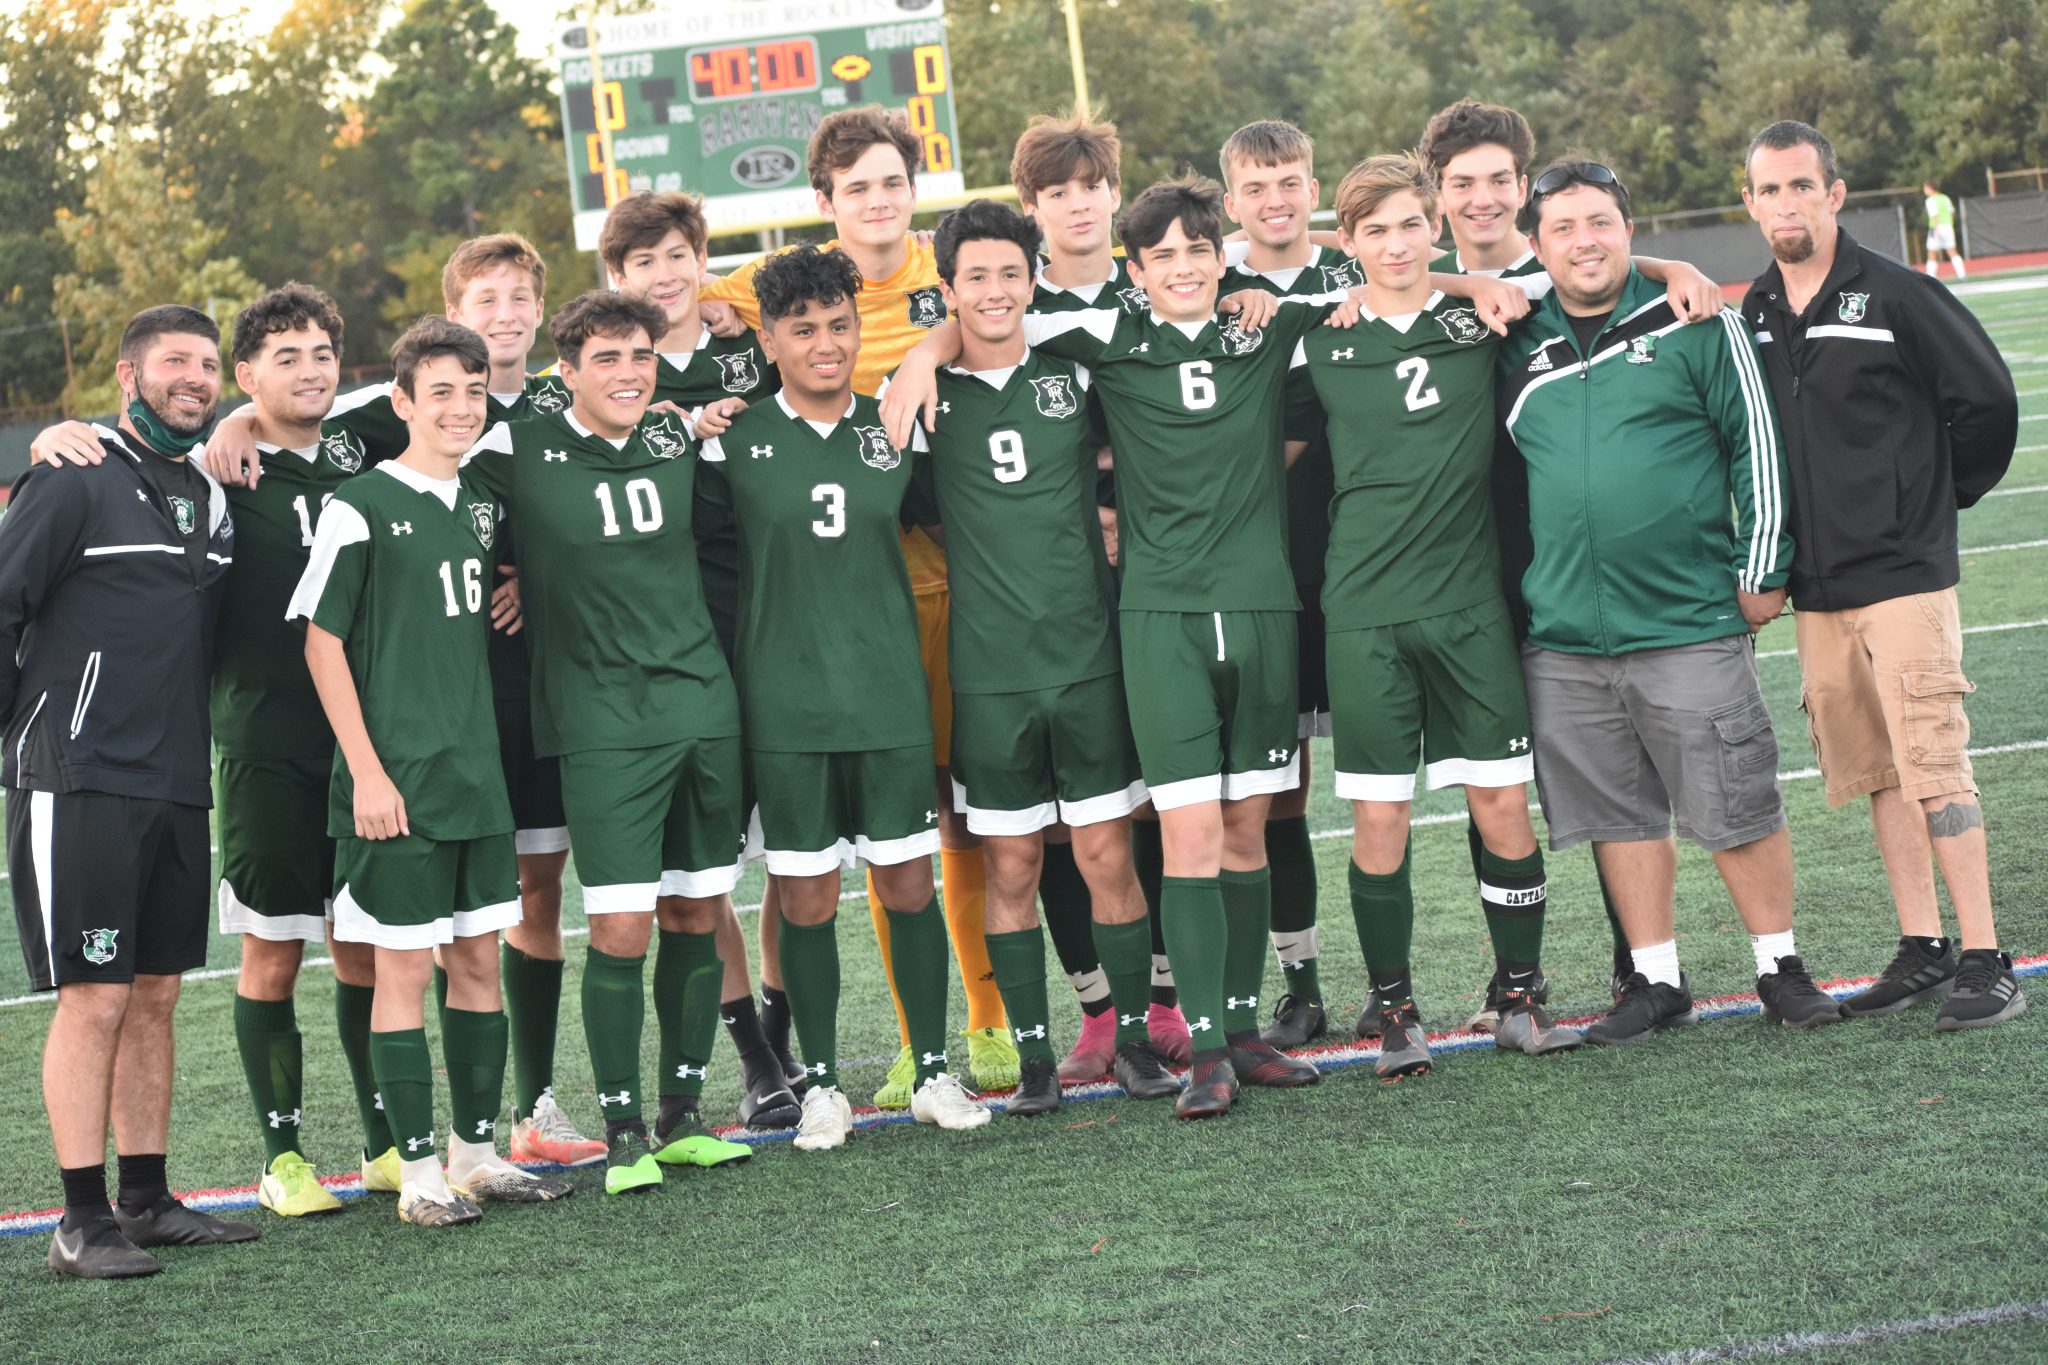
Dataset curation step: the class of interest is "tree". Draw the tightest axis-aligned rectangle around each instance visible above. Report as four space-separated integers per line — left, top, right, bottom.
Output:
1887 0 2048 189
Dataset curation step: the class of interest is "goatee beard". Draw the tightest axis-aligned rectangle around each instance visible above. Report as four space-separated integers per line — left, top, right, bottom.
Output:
1771 231 1816 265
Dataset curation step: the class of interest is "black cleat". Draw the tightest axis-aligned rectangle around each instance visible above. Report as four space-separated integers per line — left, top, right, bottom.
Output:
1757 955 1845 1028
737 1068 802 1131
48 1217 161 1279
1373 1004 1433 1079
113 1197 261 1248
1174 1056 1238 1119
1935 950 2027 1032
1354 990 1401 1042
1006 1055 1062 1117
1226 1037 1321 1087
1465 969 1551 1033
1260 993 1329 1049
1492 992 1582 1055
1585 972 1698 1045
1840 936 1958 1017
1112 1040 1183 1100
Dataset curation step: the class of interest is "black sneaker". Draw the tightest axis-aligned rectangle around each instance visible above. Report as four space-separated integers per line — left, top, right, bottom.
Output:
1840 936 1958 1017
1111 1040 1182 1100
1226 1037 1321 1088
113 1197 261 1248
1260 993 1328 1049
1610 953 1635 1005
48 1216 161 1278
1007 1055 1062 1117
1584 972 1698 1045
1174 1056 1238 1119
1757 955 1845 1028
1935 950 2027 1032
1465 967 1552 1032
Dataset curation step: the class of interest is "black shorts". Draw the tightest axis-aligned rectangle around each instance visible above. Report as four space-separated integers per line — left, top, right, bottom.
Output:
1296 591 1331 738
8 789 210 991
495 696 569 855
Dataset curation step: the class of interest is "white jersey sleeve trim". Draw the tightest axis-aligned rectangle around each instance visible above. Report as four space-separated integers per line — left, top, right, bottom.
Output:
1023 309 1120 347
284 498 372 624
459 421 516 466
328 381 396 419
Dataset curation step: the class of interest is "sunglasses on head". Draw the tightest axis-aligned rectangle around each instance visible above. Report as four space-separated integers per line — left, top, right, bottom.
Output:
1530 162 1624 200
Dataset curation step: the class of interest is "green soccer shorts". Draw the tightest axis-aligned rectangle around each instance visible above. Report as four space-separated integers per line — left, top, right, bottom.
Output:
559 736 747 913
1328 595 1534 803
330 831 520 950
949 673 1146 836
216 756 336 944
748 743 940 876
1119 609 1300 811
495 696 569 855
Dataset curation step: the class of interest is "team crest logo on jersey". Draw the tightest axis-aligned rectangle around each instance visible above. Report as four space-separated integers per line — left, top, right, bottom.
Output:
82 928 118 965
528 384 568 415
1116 284 1151 313
906 286 947 329
1625 334 1659 365
169 495 197 536
854 426 899 470
643 419 688 460
469 502 496 549
1436 307 1487 345
321 430 363 473
1837 291 1870 324
715 352 760 393
1321 260 1364 291
1030 374 1080 419
1218 315 1264 356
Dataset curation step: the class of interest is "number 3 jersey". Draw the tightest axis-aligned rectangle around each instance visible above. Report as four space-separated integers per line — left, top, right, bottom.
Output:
696 392 931 753
460 407 740 757
286 461 512 841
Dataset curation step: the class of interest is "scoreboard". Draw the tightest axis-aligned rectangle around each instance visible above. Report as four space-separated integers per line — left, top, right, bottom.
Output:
557 0 965 249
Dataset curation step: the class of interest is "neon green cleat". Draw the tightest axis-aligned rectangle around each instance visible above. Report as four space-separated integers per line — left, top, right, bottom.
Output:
873 1046 916 1110
651 1115 752 1169
603 1127 663 1196
964 1027 1020 1092
361 1146 401 1194
257 1151 344 1217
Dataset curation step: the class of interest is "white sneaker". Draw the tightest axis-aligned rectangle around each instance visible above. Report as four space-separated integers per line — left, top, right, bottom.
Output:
910 1072 991 1130
792 1085 853 1152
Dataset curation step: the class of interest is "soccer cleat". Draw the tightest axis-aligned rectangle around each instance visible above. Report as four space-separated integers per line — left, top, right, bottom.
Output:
1227 1037 1321 1087
1353 990 1404 1042
1174 1055 1239 1119
449 1155 575 1203
397 1182 483 1228
1260 993 1329 1049
257 1151 344 1217
872 1047 916 1111
508 1092 607 1168
1148 1003 1194 1064
1584 972 1699 1045
964 1026 1021 1091
361 1145 402 1193
114 1197 261 1248
792 1085 854 1152
1057 1008 1117 1083
1112 1040 1184 1099
47 1218 162 1279
1840 936 1958 1017
1935 950 2027 1032
1373 1005 1433 1080
1006 1055 1062 1117
1757 955 1846 1029
1465 968 1552 1033
651 1113 752 1168
910 1072 992 1130
1492 994 1582 1055
736 1071 802 1131
602 1128 663 1195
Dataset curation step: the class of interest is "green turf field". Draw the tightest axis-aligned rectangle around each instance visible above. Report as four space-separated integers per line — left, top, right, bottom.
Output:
2 277 2046 1362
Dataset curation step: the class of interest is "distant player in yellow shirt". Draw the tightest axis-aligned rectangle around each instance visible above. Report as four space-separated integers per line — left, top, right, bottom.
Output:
703 106 1019 1105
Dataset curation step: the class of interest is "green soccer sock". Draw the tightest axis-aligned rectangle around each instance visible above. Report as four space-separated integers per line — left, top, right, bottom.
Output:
333 981 393 1156
368 1027 436 1163
1265 815 1323 1003
984 927 1056 1064
1037 841 1100 979
1218 867 1273 1039
777 914 842 1091
1350 847 1415 1009
654 929 721 1102
1132 820 1177 1006
441 1007 508 1148
233 995 305 1164
1159 876 1227 1057
499 943 563 1119
581 947 647 1126
885 900 953 1085
1476 837 1547 975
1093 916 1155 1048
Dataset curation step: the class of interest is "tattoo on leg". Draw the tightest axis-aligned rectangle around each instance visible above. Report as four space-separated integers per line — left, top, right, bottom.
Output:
1924 802 1984 839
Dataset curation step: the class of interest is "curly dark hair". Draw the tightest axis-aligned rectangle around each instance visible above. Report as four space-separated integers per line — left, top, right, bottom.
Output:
390 316 487 398
1417 100 1537 181
1116 173 1226 256
935 200 1043 284
753 244 864 325
231 282 345 367
549 290 668 368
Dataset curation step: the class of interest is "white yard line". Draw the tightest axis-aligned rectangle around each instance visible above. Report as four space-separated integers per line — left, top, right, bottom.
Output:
1754 615 2048 659
1608 1296 2048 1364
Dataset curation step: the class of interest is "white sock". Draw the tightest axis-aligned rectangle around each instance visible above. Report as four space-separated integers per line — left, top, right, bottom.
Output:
1751 930 1797 978
1924 260 1938 276
445 1133 498 1180
1631 939 1682 988
398 1153 449 1200
1955 259 1967 279
1067 966 1110 1008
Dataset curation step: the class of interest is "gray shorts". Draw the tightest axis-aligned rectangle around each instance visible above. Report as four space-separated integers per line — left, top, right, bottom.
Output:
1520 635 1787 853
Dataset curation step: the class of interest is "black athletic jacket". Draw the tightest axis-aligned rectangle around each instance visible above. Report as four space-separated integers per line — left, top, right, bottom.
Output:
0 426 234 805
1743 230 2018 611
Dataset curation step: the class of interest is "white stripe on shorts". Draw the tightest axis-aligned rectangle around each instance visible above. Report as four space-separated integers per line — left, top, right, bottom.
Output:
1059 779 1148 828
514 826 571 856
217 879 330 943
657 860 743 899
582 882 661 916
1334 770 1418 802
1146 773 1224 812
30 790 56 983
1222 751 1301 801
1422 754 1534 791
761 827 942 876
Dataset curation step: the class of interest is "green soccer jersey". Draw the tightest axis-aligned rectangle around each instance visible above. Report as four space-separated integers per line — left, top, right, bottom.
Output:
696 392 930 752
1430 246 1555 299
212 423 367 760
1291 291 1505 631
1023 295 1338 612
461 406 739 757
1031 255 1147 315
286 461 512 841
905 349 1118 694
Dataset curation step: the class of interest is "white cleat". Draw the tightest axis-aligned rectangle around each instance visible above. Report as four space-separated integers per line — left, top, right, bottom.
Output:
396 1179 482 1228
792 1085 854 1152
910 1072 991 1130
447 1153 574 1203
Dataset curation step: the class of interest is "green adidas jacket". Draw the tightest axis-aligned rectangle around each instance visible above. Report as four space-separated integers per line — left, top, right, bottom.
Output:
1497 268 1792 657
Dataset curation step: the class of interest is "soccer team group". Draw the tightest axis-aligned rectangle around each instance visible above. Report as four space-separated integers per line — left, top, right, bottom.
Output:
5 92 2025 1276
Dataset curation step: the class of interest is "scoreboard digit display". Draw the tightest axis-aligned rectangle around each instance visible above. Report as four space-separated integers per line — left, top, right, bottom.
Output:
557 0 964 248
